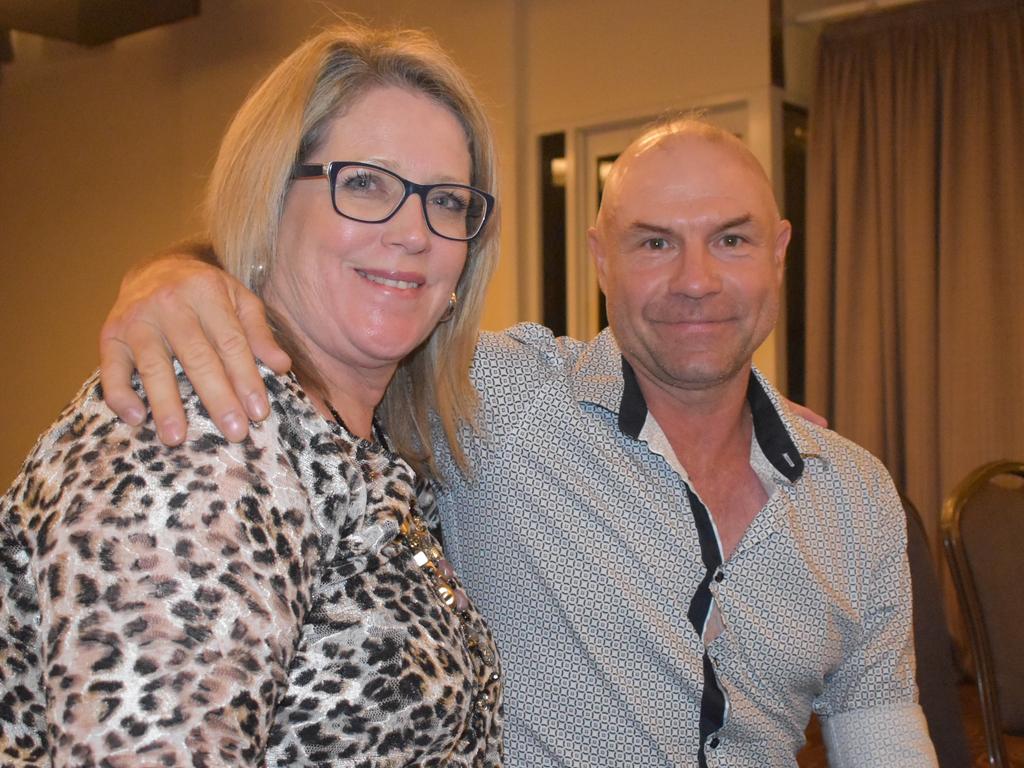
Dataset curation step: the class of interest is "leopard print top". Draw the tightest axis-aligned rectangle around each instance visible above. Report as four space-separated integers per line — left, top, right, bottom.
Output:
0 367 503 767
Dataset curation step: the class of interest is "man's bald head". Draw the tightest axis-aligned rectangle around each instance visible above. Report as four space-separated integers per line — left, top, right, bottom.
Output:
597 118 780 235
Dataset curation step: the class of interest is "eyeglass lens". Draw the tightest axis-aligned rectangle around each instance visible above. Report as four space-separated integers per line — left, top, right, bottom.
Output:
334 165 487 240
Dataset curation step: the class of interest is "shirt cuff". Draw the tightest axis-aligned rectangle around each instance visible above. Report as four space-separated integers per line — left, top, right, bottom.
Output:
821 702 938 767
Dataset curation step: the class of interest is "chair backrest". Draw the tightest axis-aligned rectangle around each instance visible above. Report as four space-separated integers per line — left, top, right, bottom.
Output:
942 461 1024 767
903 494 970 768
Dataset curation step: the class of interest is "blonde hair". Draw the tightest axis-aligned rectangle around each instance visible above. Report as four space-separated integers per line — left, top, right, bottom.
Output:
205 22 499 481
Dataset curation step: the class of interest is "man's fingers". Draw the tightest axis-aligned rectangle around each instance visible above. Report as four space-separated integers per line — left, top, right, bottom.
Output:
190 290 271 423
216 287 291 422
100 318 188 444
785 398 829 428
237 290 291 376
214 326 270 422
162 311 251 443
98 338 147 426
129 333 190 446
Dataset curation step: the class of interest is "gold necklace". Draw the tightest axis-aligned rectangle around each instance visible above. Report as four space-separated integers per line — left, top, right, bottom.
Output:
398 515 470 612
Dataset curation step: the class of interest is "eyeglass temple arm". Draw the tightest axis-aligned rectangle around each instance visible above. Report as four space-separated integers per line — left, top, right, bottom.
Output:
292 163 330 178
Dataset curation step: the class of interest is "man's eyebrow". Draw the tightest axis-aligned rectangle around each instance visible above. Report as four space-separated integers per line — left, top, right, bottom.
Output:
623 222 675 237
713 215 754 233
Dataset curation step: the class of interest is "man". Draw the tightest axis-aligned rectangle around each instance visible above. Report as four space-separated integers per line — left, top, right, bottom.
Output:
100 119 937 766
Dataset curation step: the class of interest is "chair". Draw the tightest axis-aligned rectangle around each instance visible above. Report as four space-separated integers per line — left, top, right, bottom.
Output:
942 461 1024 768
903 494 970 768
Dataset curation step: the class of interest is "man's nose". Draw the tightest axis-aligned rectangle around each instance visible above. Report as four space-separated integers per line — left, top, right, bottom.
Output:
669 242 722 298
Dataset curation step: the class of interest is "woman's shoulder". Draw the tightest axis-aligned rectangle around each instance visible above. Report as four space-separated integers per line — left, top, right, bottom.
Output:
2 365 313 535
0 365 329 766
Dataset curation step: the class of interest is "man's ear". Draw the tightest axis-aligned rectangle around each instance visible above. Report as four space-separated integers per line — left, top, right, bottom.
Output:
588 226 609 294
774 219 792 276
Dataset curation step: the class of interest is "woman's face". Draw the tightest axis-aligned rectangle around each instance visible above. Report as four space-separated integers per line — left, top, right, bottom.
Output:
269 85 472 385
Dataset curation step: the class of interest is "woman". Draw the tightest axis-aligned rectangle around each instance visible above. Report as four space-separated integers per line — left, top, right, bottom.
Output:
0 24 503 766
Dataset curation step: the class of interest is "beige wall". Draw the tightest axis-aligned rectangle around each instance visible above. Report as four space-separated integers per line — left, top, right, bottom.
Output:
0 0 776 485
522 0 771 129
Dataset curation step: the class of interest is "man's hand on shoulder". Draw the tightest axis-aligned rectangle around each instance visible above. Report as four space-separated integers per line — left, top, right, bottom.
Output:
99 245 289 445
784 397 828 428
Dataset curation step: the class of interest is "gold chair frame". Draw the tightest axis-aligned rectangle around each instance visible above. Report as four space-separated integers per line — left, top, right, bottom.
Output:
941 460 1024 768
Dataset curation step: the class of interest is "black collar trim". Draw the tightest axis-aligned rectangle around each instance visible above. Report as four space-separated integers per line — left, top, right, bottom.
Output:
616 359 804 483
618 357 648 439
746 370 804 482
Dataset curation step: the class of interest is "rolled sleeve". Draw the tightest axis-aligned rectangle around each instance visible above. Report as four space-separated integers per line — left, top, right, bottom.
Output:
823 701 937 767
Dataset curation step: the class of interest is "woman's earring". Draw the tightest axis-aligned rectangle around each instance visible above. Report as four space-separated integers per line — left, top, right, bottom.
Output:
439 292 458 322
250 262 266 287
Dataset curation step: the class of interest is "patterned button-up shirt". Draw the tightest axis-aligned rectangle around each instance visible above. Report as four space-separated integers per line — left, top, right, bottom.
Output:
436 324 936 767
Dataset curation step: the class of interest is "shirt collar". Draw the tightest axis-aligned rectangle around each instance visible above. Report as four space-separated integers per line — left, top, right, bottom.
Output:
618 357 647 438
572 329 821 483
746 368 804 482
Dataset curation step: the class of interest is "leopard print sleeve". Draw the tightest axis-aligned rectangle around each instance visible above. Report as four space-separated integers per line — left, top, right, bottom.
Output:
1 373 320 767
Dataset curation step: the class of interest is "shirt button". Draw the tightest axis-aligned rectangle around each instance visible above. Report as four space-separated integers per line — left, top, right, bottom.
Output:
714 569 725 583
709 737 721 749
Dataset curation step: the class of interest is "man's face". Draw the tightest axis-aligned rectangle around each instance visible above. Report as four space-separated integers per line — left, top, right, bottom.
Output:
590 134 791 397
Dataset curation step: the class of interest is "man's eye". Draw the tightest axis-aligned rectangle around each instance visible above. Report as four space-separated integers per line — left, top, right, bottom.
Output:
719 234 746 248
643 237 670 250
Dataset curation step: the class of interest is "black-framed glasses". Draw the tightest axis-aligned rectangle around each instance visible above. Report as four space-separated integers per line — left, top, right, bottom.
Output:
292 161 494 242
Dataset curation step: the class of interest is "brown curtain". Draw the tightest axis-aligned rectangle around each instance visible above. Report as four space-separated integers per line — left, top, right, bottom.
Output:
805 0 1024 550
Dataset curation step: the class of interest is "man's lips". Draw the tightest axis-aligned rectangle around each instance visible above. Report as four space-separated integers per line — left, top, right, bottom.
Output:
644 301 737 326
648 317 739 340
648 315 736 326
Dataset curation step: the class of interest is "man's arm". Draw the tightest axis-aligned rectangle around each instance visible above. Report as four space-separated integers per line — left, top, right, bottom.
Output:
816 475 938 767
99 244 289 445
98 250 824 445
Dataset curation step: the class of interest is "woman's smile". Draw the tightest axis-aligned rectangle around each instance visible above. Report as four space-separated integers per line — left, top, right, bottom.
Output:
356 268 425 291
